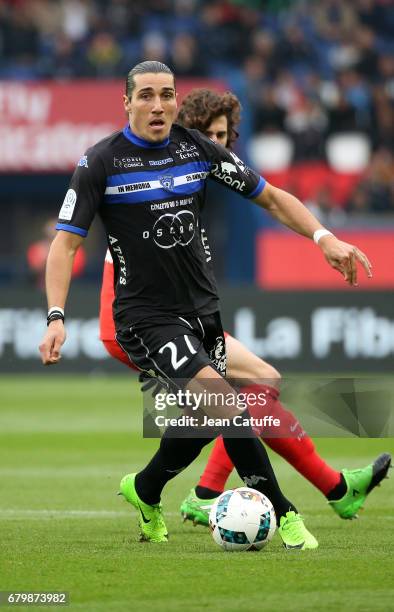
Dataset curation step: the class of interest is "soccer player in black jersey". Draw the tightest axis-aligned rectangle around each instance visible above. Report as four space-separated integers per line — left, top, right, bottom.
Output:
39 61 372 549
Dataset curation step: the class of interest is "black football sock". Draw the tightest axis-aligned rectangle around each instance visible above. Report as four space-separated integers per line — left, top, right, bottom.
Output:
135 422 214 505
222 415 296 521
195 485 222 499
326 474 347 501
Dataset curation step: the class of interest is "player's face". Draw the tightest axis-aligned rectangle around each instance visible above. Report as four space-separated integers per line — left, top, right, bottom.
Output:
124 72 177 143
205 115 228 147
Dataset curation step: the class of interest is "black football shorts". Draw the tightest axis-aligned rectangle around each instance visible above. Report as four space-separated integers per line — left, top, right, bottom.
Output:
115 311 226 386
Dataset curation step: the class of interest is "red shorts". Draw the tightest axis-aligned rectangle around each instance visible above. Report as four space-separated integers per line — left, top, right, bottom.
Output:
102 338 140 371
99 255 228 370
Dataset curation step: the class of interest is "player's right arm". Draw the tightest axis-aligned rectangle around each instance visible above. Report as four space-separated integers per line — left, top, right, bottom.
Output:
39 231 84 365
39 147 106 365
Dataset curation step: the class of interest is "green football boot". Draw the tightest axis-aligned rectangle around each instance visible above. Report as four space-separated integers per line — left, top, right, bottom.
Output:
180 488 218 526
329 453 391 520
118 473 168 542
278 511 319 550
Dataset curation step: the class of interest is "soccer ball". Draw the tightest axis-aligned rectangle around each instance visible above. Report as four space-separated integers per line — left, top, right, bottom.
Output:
209 487 276 552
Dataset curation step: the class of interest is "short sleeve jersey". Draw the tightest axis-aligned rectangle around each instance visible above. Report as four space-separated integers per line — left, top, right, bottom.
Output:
57 123 266 329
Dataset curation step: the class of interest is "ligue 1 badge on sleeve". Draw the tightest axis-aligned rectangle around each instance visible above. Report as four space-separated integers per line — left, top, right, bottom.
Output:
59 189 77 221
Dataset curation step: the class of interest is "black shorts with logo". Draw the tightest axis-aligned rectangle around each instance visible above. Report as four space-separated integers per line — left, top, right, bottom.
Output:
116 311 226 386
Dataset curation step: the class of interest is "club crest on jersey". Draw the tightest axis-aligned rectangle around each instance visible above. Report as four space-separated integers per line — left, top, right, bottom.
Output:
159 174 175 191
77 155 88 168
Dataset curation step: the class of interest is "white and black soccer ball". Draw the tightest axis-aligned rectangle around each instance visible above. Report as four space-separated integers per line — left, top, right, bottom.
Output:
209 487 276 552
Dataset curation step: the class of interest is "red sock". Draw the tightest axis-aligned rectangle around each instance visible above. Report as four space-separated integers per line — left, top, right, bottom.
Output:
198 385 341 496
244 384 341 496
197 436 233 493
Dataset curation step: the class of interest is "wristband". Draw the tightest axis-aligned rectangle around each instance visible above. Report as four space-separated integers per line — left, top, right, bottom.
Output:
313 229 334 244
47 307 65 326
48 306 64 317
47 313 64 326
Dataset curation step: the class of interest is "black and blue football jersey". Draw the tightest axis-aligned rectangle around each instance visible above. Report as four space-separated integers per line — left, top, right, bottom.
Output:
57 123 266 329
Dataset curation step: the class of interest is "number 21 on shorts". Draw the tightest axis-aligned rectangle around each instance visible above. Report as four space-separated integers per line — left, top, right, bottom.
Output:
158 335 198 371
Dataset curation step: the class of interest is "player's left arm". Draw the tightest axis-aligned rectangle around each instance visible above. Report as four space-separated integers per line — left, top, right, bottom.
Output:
194 130 372 286
254 183 372 286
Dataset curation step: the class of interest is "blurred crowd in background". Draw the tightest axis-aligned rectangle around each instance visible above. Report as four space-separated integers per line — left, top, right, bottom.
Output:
0 0 393 286
1 0 393 216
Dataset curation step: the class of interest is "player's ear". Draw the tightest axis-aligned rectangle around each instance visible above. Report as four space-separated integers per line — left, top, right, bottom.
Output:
123 95 132 114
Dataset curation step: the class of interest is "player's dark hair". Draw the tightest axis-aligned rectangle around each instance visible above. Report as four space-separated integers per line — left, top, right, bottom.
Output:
177 89 241 148
125 61 175 98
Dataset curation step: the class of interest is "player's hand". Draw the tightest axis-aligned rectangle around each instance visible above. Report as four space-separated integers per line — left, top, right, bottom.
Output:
318 234 372 286
39 320 66 365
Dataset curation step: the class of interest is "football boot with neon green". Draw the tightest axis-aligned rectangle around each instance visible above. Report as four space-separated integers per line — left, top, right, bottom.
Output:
180 488 217 526
118 473 168 542
278 511 319 550
329 453 391 519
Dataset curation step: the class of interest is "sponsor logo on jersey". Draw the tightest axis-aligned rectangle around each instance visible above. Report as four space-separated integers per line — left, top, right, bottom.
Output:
59 189 77 221
159 174 175 191
229 151 249 174
211 163 246 192
113 156 143 168
201 228 212 263
142 210 196 249
220 161 237 175
108 235 127 285
149 157 174 166
175 141 199 160
77 155 88 168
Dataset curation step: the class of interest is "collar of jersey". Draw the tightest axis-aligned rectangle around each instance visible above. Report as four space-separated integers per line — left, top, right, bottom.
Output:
123 125 170 149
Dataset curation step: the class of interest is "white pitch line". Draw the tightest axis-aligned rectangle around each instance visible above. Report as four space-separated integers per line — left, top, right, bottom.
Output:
0 509 181 520
0 457 379 476
0 468 124 477
0 509 392 524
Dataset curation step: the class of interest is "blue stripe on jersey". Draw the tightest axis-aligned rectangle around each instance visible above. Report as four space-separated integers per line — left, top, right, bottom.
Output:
104 180 204 205
248 176 266 199
56 223 88 237
106 160 212 187
122 125 170 149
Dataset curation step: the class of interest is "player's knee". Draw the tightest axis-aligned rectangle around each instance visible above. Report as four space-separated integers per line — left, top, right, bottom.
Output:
250 359 281 388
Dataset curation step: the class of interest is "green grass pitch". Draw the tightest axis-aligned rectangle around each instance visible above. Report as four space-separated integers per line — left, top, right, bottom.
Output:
0 375 393 612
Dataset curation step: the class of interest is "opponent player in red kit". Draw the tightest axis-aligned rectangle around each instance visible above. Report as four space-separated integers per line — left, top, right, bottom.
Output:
99 88 391 526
